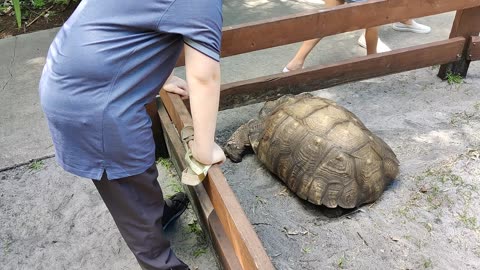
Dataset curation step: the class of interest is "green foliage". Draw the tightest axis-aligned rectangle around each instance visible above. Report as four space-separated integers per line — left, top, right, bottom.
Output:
156 157 172 170
2 0 77 29
446 71 463 85
32 0 46 9
337 255 346 269
458 211 479 231
29 160 44 170
13 0 22 28
187 219 203 236
167 179 183 194
193 247 207 258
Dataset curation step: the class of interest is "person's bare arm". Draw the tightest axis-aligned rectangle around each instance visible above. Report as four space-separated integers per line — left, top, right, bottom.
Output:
184 44 225 165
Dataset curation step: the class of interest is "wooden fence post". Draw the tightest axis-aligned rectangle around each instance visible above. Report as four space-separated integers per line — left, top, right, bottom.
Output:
438 7 480 79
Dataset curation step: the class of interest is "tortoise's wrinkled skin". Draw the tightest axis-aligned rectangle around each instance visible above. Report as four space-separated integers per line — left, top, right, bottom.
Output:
224 93 399 208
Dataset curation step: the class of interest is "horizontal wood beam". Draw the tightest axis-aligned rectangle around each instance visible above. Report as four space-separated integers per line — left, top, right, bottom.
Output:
157 101 242 270
174 0 480 66
218 37 466 110
159 91 274 270
467 35 480 60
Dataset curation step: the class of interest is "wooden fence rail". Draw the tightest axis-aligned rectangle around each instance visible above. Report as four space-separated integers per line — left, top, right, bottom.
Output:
158 91 274 270
176 0 480 66
218 37 466 110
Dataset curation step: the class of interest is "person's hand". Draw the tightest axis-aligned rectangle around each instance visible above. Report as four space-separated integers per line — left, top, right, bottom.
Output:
209 143 227 165
189 141 226 165
163 76 189 99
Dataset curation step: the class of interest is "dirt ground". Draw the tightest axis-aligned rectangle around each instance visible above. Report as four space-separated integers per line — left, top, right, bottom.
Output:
215 64 480 270
0 160 219 270
3 63 479 270
0 1 79 39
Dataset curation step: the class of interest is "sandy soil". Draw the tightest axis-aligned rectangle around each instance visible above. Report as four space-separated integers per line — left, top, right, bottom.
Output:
0 159 219 270
3 63 479 270
216 64 480 270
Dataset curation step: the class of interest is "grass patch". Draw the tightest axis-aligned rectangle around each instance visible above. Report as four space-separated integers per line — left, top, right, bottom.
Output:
156 157 172 170
415 167 474 210
396 191 421 220
400 162 479 227
188 219 203 236
423 258 433 269
302 247 311 254
29 160 44 171
3 239 12 256
409 159 480 237
158 158 183 197
167 178 183 194
446 71 463 85
193 247 207 258
337 254 347 269
458 211 479 231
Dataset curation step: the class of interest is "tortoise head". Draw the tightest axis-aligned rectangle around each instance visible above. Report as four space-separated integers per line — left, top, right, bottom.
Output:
224 122 252 163
224 119 265 162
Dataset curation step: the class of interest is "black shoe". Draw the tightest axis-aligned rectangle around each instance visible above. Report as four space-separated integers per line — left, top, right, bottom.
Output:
162 192 189 230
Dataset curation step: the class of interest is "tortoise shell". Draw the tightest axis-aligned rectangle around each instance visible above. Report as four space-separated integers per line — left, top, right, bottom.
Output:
254 95 399 208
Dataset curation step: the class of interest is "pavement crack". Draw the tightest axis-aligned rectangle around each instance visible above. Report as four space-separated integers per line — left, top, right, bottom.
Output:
1 36 17 92
0 154 55 173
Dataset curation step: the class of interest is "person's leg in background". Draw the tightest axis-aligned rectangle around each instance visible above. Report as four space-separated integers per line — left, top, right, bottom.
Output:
283 0 343 72
364 26 379 55
93 164 189 270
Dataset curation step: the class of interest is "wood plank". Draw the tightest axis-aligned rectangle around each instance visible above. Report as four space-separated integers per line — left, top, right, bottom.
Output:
159 92 274 270
173 0 480 67
202 167 274 270
467 35 480 61
438 7 480 78
157 101 242 270
208 211 243 270
218 37 466 110
159 90 191 130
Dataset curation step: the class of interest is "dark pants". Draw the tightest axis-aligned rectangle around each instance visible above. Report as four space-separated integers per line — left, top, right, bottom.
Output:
93 164 188 270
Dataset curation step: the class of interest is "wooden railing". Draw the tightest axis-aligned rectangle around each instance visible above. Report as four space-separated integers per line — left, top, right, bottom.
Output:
148 1 480 269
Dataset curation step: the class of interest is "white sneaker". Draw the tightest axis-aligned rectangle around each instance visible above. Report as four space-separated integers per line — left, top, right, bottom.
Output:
392 20 431 34
357 33 391 53
282 66 304 73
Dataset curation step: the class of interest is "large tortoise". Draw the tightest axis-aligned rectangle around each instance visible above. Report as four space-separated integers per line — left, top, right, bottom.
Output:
224 93 399 208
